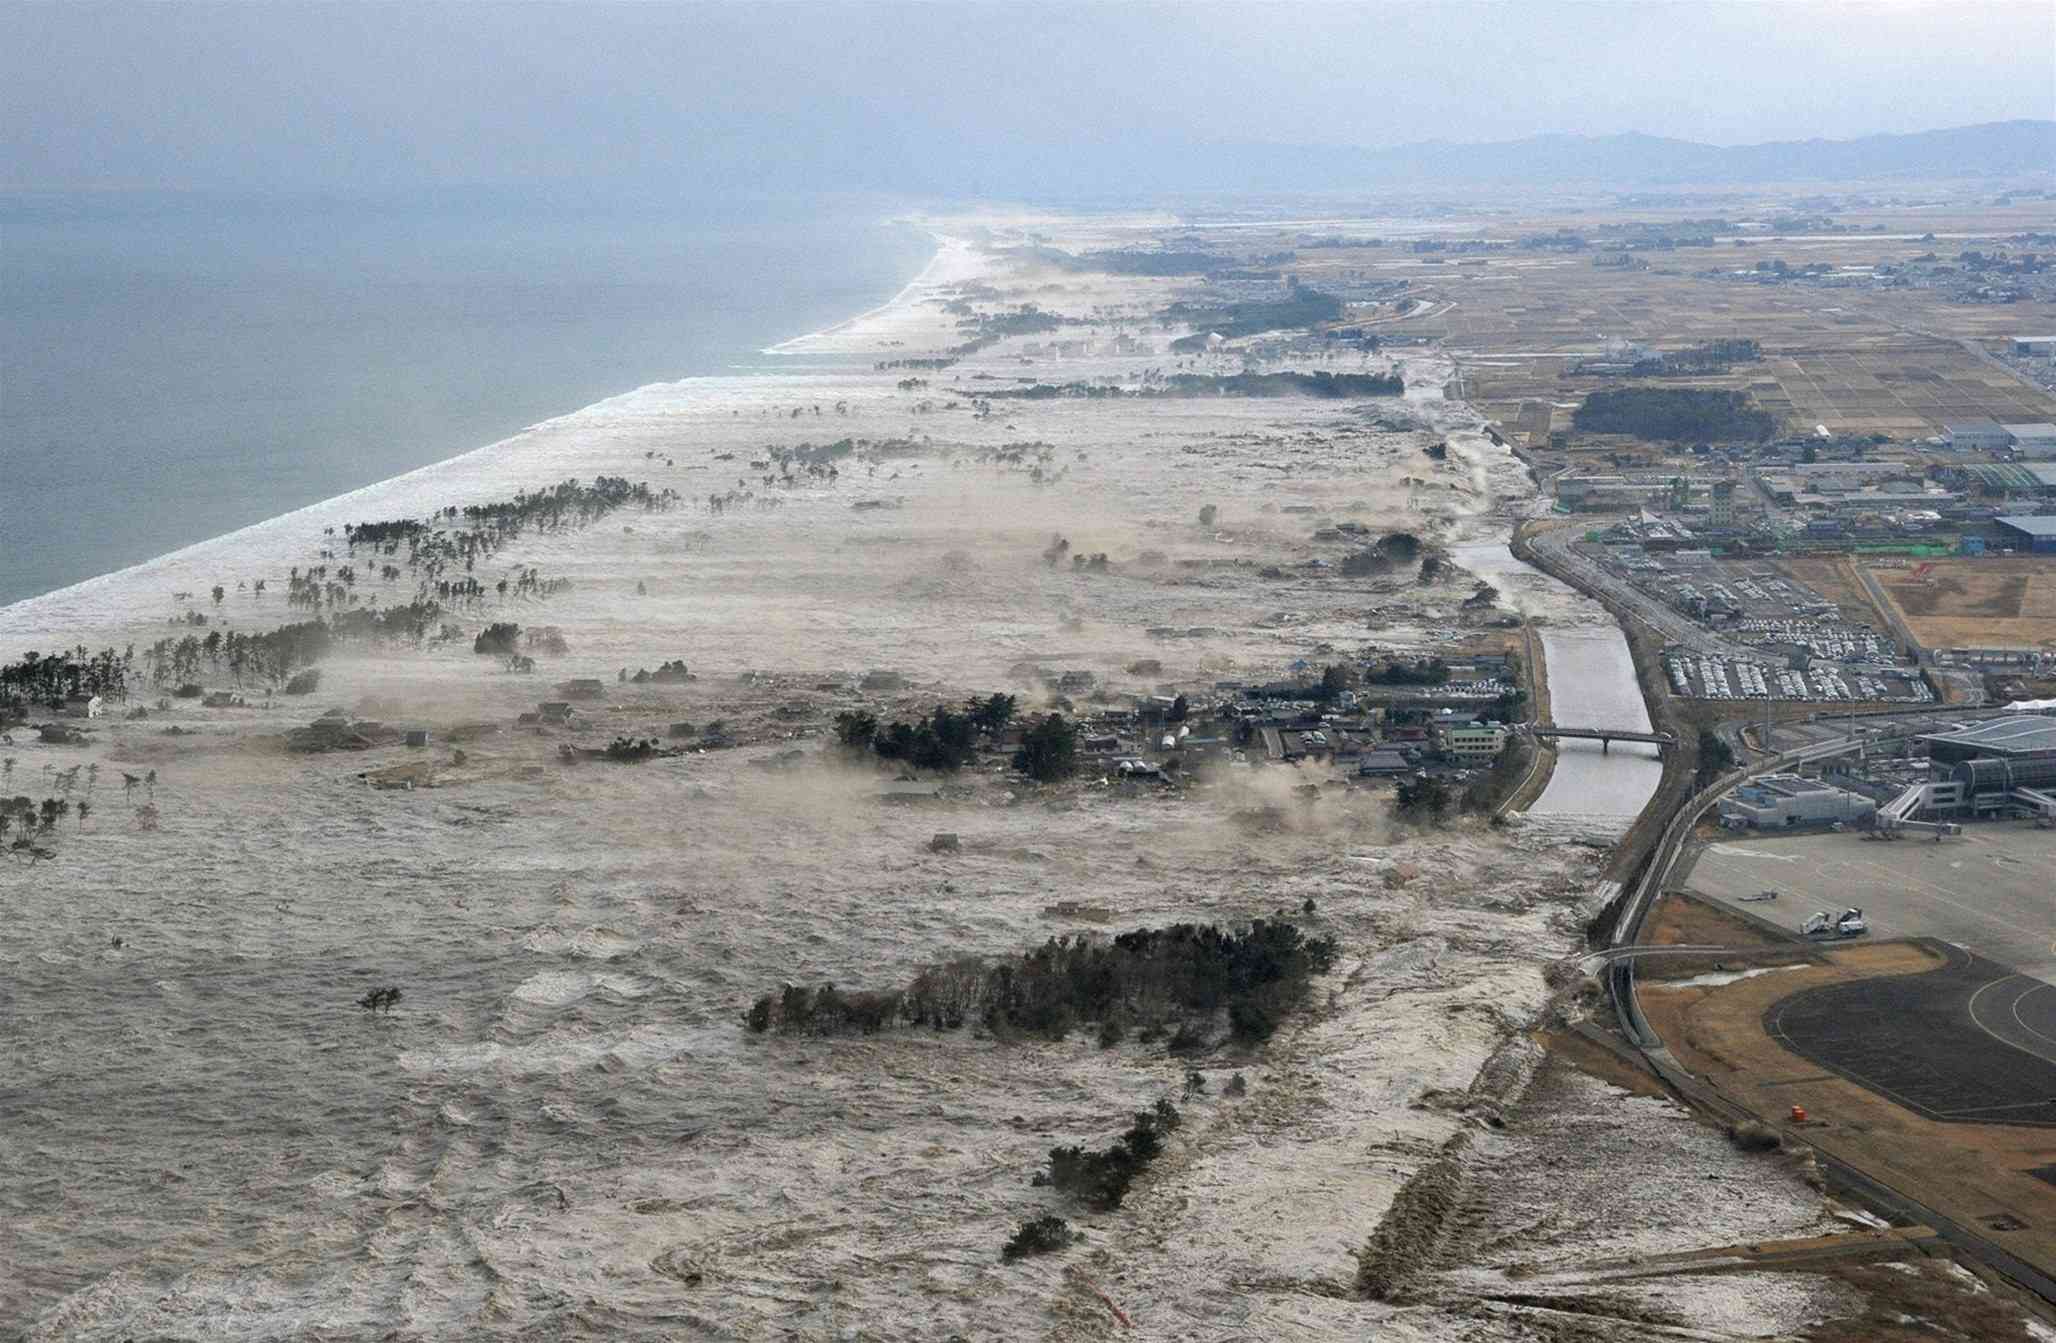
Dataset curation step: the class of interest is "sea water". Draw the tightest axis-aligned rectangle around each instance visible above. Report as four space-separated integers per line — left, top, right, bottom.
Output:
0 188 934 605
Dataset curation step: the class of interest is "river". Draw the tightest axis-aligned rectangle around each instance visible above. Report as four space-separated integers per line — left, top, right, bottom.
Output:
1452 540 1665 830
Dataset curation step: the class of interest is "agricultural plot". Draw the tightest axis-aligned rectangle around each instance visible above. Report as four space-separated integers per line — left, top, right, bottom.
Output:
1869 557 2056 652
1332 230 2056 440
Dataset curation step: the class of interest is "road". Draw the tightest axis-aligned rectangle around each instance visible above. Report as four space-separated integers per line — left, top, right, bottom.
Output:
1856 562 1926 664
1527 523 1762 659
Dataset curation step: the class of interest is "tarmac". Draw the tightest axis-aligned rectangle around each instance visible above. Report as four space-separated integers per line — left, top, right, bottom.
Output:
1682 821 2056 982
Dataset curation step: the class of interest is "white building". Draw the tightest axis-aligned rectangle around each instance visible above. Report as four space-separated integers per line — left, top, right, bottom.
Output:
1943 420 2012 452
1719 774 1876 829
2013 336 2056 357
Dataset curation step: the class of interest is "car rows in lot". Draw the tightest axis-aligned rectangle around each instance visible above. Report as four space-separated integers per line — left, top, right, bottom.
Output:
1732 617 1897 663
1664 650 1936 703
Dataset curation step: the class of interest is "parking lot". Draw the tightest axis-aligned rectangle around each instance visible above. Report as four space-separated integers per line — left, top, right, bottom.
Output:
1684 822 2056 980
1662 649 1934 703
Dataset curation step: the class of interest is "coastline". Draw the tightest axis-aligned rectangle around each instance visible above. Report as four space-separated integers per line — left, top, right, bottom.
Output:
1 201 942 610
0 231 953 653
760 228 959 354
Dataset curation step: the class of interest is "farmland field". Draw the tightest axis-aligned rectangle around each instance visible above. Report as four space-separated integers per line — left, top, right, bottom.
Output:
1868 556 2056 650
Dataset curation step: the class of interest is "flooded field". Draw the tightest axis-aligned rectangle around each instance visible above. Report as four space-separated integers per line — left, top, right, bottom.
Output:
1 212 1919 1340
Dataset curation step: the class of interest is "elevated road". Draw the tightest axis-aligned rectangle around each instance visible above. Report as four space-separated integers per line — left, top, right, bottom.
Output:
1531 725 1677 752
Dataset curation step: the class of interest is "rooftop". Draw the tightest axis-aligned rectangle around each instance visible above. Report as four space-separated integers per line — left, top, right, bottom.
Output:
1996 515 2056 538
1919 715 2056 757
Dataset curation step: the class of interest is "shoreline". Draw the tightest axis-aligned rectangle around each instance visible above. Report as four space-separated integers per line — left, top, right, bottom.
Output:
760 227 951 354
1 213 945 617
0 234 957 644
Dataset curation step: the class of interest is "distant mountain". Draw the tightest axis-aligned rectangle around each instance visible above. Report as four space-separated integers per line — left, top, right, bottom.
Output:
1187 121 2056 192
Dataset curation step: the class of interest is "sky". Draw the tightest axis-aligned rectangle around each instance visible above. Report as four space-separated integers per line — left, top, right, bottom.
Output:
3 1 2053 195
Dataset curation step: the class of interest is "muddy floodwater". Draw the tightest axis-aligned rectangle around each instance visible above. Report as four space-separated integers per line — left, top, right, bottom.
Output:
2 212 1889 1341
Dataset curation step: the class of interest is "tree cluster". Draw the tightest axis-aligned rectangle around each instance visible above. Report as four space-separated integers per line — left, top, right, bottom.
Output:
742 919 1339 1047
835 697 1014 773
1393 773 1454 822
1013 713 1078 782
1162 288 1344 346
1000 1215 1075 1263
1055 248 1219 277
473 622 522 655
967 370 1402 401
1695 728 1736 788
1362 658 1451 687
1038 1101 1182 1210
1 647 132 713
1571 387 1776 443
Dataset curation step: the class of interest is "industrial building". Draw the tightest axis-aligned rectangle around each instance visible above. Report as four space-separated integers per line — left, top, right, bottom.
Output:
1919 714 2056 766
2004 423 2056 459
1944 420 2013 452
1554 473 1678 512
1995 515 2056 554
2015 336 2056 357
1719 773 1877 829
1963 463 2056 501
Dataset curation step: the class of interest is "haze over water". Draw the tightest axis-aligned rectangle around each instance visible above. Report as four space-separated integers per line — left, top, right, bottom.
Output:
0 190 933 604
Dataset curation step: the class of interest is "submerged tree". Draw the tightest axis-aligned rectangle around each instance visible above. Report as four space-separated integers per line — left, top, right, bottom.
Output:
356 986 403 1014
1013 714 1078 783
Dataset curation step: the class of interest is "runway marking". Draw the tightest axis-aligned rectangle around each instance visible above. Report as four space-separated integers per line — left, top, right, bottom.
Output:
2012 981 2056 1053
1966 974 2056 1063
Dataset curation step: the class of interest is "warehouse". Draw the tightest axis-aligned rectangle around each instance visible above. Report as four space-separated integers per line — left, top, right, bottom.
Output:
1994 515 2056 554
2006 423 2056 460
1944 420 2012 452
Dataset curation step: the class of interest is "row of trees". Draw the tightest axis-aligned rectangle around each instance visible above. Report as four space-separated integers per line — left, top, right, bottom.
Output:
137 602 445 689
742 919 1339 1045
969 370 1403 401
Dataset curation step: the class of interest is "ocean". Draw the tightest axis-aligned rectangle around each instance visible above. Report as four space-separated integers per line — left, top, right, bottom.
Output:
0 189 935 606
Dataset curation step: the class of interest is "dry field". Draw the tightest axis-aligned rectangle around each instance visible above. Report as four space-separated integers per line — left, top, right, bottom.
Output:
1869 556 2056 651
1285 211 2056 442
